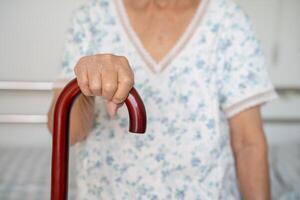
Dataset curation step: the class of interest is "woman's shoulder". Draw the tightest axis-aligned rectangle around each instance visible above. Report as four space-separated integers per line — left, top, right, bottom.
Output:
76 0 111 11
72 0 115 25
204 0 254 40
211 0 250 24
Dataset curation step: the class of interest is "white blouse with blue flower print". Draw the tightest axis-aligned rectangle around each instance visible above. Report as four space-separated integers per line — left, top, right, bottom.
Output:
53 0 278 199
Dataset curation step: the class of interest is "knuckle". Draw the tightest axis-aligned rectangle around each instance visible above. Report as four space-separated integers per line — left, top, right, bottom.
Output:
122 77 134 86
79 55 89 63
113 96 126 103
118 56 128 63
78 79 88 86
80 88 91 96
103 82 117 93
82 91 91 96
76 59 89 70
89 83 101 91
74 64 82 73
99 54 114 61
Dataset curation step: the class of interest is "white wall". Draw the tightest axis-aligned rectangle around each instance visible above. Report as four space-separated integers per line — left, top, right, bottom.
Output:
0 0 84 147
236 0 300 145
0 0 84 81
0 0 299 147
237 0 300 87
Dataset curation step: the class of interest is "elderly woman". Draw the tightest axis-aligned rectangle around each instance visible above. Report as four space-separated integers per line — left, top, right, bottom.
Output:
47 0 277 199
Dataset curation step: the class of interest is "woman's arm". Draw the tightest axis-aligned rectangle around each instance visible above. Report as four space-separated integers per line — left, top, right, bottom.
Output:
47 88 95 145
229 106 271 200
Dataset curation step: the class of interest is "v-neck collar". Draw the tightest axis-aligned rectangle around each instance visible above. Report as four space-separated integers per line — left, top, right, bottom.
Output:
114 0 209 74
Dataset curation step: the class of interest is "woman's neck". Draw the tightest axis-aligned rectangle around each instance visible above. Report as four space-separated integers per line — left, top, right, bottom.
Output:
126 0 199 9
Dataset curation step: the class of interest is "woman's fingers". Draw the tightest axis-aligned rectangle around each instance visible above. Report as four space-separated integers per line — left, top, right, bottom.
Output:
88 67 102 96
73 54 134 117
105 101 118 118
74 64 93 96
112 64 134 104
105 101 124 118
101 68 118 100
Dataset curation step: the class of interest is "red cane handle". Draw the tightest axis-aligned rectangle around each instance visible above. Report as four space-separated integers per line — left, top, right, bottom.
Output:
50 78 147 200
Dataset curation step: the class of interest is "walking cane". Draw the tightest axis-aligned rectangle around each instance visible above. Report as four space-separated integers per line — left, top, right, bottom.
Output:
50 78 147 200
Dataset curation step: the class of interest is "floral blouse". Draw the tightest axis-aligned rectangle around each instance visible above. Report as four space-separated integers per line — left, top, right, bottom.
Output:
53 0 278 199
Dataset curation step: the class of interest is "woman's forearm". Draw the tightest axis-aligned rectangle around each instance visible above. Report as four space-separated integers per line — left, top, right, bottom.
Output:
230 106 271 200
47 89 95 145
234 143 271 200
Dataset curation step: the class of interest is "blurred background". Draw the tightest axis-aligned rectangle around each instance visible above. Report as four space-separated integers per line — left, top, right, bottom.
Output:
0 0 299 199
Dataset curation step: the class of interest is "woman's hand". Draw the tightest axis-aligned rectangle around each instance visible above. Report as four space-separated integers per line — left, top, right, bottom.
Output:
74 54 134 117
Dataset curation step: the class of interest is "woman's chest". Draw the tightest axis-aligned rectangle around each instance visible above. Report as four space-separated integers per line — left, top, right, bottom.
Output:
124 6 200 63
90 2 221 114
135 60 219 122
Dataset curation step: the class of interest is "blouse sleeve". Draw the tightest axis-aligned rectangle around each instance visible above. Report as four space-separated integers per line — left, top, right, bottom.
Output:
52 3 92 89
216 3 278 118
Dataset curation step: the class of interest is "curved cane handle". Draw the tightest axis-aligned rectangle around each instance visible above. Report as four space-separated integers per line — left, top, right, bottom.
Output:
51 78 147 200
